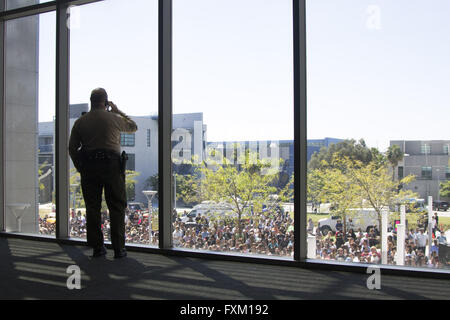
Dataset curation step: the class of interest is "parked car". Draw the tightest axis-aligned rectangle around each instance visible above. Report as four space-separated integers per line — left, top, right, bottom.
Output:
433 200 449 212
127 202 146 213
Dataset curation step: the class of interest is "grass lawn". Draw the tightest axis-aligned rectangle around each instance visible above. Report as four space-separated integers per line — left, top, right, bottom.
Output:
306 212 450 231
439 216 450 230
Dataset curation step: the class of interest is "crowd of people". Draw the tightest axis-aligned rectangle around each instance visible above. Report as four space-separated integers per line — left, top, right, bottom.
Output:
172 209 295 256
39 218 56 235
38 207 448 269
40 207 296 256
309 217 448 268
68 209 157 244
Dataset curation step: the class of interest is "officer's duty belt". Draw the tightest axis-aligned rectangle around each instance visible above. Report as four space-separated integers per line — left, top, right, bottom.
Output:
85 149 121 161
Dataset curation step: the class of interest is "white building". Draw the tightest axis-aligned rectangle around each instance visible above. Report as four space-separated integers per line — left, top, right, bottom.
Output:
38 106 207 204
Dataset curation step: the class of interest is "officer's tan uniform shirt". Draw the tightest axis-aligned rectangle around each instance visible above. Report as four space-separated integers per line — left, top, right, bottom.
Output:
69 109 137 168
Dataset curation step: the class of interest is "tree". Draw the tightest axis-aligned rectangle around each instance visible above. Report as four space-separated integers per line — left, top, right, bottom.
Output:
308 139 377 170
145 172 204 207
279 174 294 204
440 180 450 199
38 161 50 191
344 158 418 240
307 169 325 212
125 170 140 201
386 144 403 181
317 166 360 234
197 151 278 239
175 173 204 207
69 169 85 209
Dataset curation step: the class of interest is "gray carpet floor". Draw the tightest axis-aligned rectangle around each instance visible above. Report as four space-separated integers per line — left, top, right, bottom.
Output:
0 237 449 300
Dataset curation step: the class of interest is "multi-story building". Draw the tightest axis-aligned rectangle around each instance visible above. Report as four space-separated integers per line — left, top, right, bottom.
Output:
307 137 344 161
38 107 207 204
208 137 343 181
390 140 450 201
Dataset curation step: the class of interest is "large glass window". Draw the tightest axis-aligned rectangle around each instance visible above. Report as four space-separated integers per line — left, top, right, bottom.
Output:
120 133 136 147
4 11 56 235
306 0 450 269
68 0 158 246
422 167 432 180
421 144 431 155
147 129 151 147
172 0 294 258
1 0 448 276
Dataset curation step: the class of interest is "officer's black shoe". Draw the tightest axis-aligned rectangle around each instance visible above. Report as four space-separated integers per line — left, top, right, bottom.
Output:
92 246 107 258
114 248 127 259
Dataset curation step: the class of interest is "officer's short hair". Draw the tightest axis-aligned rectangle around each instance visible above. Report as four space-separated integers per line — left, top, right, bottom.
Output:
90 88 108 107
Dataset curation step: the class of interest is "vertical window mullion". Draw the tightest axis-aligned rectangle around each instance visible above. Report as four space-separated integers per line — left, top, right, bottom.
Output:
55 0 70 239
293 0 307 261
158 0 173 249
0 0 5 232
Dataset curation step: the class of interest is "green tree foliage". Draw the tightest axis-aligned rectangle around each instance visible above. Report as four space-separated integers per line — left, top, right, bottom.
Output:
145 174 159 193
307 169 325 208
386 144 404 181
197 151 279 239
69 168 84 209
176 173 203 207
308 139 382 170
440 180 450 199
125 170 140 201
342 158 418 239
308 153 418 237
318 165 360 233
145 172 202 206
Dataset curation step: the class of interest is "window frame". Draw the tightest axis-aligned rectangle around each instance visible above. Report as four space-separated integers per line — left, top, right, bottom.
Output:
0 0 448 279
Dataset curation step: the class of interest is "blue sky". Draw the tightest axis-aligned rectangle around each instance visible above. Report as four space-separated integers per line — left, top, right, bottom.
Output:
38 0 450 151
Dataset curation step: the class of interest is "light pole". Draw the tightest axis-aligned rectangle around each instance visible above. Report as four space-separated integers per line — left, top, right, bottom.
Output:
142 190 158 243
436 168 440 201
70 184 78 210
142 190 157 214
173 173 177 210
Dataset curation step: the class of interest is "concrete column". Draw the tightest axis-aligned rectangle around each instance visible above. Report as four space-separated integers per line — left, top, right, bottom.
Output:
400 204 406 226
396 223 405 266
381 209 389 264
4 8 39 233
193 120 203 163
307 234 316 259
427 196 433 259
395 205 407 266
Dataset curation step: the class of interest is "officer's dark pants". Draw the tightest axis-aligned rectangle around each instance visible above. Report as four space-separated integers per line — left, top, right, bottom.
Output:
80 157 127 252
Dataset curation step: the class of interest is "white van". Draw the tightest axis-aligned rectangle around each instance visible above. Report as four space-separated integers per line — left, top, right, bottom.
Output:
180 201 234 223
317 208 380 235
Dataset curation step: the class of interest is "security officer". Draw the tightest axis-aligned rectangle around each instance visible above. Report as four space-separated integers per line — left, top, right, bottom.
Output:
69 88 137 259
